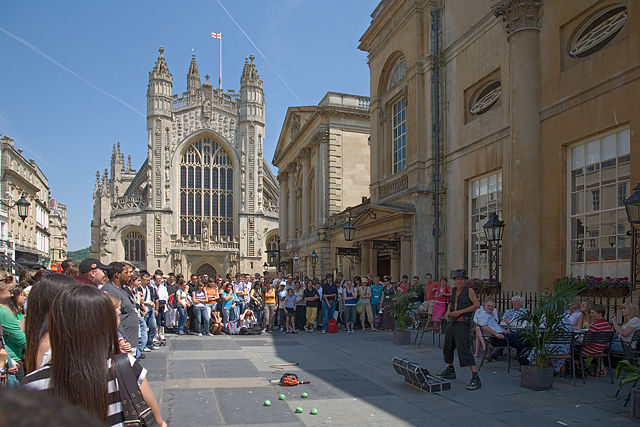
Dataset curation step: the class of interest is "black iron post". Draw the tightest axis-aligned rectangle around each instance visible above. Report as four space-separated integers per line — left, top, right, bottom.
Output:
276 236 281 273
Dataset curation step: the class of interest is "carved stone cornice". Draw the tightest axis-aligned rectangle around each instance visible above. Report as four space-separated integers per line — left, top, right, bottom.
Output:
300 147 312 161
287 163 298 174
277 171 288 183
492 0 543 37
312 125 330 146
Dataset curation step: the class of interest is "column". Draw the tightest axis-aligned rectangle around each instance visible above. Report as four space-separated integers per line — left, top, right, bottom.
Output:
400 234 412 277
493 0 543 291
390 254 400 283
301 149 311 234
278 172 288 244
360 241 370 277
313 127 329 227
287 164 297 244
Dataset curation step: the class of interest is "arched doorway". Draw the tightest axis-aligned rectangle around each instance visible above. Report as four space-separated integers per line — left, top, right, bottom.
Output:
196 263 217 278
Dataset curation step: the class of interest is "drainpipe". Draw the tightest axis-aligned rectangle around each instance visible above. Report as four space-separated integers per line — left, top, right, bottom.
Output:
431 9 441 278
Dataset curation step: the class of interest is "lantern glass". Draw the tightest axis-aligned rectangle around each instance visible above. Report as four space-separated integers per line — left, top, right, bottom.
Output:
483 212 505 243
624 184 640 224
343 224 355 242
311 250 318 265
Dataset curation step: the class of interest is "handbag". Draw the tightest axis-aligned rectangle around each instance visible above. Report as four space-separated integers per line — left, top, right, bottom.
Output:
113 353 158 426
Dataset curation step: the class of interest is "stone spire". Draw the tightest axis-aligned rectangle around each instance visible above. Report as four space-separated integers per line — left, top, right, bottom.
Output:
187 52 201 91
94 171 101 196
147 47 173 118
151 47 172 79
241 54 261 86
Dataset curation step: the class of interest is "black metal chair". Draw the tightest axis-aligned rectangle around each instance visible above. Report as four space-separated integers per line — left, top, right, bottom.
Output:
413 312 430 346
547 331 577 386
575 331 615 384
478 330 512 373
614 329 640 406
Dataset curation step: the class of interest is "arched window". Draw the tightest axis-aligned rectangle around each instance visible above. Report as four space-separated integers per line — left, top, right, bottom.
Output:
123 230 146 263
180 138 234 240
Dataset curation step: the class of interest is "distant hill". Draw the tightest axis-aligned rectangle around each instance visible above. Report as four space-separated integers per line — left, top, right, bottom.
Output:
67 247 90 263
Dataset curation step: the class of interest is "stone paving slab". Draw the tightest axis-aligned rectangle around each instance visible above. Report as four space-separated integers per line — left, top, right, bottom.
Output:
169 349 249 360
163 377 271 389
203 359 260 378
161 388 223 426
214 386 300 424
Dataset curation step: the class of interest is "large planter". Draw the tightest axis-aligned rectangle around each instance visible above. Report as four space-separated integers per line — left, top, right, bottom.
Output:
632 388 640 420
393 330 411 345
520 366 554 391
579 286 630 298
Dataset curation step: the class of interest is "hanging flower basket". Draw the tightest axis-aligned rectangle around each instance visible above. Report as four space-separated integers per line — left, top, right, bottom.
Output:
466 279 501 295
555 276 632 298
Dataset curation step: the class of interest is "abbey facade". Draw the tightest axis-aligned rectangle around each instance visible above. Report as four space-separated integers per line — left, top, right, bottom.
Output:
90 49 279 276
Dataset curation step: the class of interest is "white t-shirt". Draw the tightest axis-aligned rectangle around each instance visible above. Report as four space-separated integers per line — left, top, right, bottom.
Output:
474 307 498 324
622 317 640 342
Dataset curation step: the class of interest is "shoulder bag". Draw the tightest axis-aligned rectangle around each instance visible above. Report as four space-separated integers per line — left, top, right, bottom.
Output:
113 353 158 426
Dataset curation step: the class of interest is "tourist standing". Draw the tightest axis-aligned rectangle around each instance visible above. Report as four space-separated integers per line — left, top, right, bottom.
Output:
303 281 319 332
294 281 306 331
342 280 357 332
370 276 383 329
358 277 377 332
176 281 189 335
321 274 338 333
380 277 395 331
103 262 137 355
191 283 210 336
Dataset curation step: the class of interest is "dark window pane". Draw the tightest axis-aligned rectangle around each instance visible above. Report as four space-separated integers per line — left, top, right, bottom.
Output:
188 193 194 216
180 192 186 215
227 194 233 217
195 167 201 188
204 193 210 217
196 220 201 236
181 220 186 236
188 167 194 188
212 194 218 217
212 168 218 189
180 166 186 188
227 221 233 237
227 169 233 190
212 221 218 239
140 240 145 261
204 168 210 189
195 192 202 216
220 194 226 217
220 168 226 190
188 220 194 236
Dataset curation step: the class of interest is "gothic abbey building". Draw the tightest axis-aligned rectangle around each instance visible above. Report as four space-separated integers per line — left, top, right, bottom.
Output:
90 48 279 276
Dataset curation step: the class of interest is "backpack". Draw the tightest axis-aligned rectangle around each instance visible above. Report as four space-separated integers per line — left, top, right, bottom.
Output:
167 293 177 309
327 319 338 333
239 326 262 335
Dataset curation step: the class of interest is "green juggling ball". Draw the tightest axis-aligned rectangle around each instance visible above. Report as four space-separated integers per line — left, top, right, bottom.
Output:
301 392 308 398
278 394 286 400
310 408 318 415
295 407 303 413
264 400 271 406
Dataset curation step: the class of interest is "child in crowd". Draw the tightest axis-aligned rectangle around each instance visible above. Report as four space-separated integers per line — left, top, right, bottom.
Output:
285 288 297 333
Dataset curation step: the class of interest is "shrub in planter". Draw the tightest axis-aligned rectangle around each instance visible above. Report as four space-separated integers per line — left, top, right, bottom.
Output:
616 360 640 419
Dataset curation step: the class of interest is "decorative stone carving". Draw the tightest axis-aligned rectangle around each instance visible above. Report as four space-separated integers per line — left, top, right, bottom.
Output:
386 56 407 91
290 113 301 139
492 0 543 36
312 126 329 146
470 81 502 115
569 5 627 58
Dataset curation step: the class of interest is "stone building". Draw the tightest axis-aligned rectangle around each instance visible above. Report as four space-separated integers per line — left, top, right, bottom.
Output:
90 49 279 276
0 135 51 267
48 198 67 265
272 92 371 277
357 0 637 290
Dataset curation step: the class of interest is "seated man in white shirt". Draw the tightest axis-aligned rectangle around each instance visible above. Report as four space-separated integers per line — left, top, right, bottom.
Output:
478 300 530 366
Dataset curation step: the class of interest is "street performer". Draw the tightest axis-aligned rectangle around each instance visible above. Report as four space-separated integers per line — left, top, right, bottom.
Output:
438 269 481 390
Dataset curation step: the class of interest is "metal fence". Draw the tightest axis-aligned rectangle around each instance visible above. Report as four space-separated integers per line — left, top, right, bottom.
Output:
481 289 636 321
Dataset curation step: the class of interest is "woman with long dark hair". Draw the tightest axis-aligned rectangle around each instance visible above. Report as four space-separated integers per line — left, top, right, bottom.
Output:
24 273 76 374
21 284 165 426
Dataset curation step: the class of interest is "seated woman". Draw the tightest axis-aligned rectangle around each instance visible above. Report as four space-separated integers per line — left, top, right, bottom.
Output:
22 284 166 427
609 303 640 353
575 300 594 330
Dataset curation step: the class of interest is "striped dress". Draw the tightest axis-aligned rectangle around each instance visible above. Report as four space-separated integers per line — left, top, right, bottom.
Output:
21 354 147 426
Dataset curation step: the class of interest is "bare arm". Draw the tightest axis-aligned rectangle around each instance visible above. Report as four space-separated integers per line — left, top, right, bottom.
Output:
139 377 166 427
481 325 504 339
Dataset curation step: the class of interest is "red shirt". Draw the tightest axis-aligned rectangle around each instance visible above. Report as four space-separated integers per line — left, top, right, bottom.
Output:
397 281 410 295
582 318 612 356
424 282 439 300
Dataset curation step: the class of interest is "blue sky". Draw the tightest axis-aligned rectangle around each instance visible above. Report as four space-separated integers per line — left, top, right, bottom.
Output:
0 0 379 251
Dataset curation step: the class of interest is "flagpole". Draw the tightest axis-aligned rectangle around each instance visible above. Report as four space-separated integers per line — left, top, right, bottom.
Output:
219 35 222 91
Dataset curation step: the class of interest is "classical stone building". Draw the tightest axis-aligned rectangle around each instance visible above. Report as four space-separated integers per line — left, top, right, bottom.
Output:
48 198 67 265
0 135 51 267
358 0 637 290
272 92 371 277
91 49 279 275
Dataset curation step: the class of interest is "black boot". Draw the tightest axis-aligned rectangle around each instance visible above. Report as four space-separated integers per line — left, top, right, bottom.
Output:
439 365 456 379
466 372 481 390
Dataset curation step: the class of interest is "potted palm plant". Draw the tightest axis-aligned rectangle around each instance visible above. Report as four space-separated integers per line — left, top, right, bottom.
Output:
516 277 583 390
391 286 418 345
616 360 640 419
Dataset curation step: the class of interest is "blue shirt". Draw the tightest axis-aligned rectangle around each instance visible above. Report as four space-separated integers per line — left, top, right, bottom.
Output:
477 310 504 334
221 292 236 310
370 284 383 304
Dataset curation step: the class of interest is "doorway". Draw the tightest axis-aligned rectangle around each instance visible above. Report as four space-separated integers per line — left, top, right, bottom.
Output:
196 263 217 278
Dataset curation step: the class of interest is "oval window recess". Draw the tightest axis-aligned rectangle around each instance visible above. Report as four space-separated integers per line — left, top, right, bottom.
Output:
470 81 501 116
569 5 628 58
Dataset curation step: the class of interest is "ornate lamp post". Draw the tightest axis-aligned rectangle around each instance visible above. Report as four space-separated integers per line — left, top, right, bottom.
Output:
293 254 300 280
624 183 640 291
276 236 281 273
483 212 505 285
344 214 355 242
311 250 318 279
1 193 30 221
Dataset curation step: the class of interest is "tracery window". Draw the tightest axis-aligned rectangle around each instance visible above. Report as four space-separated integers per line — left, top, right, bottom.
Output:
569 5 628 58
123 230 146 263
180 138 234 240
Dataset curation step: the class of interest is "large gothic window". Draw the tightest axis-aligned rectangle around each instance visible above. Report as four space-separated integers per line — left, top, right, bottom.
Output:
123 230 146 263
180 138 234 240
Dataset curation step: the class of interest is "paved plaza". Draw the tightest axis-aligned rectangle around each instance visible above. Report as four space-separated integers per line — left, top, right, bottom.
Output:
143 330 634 426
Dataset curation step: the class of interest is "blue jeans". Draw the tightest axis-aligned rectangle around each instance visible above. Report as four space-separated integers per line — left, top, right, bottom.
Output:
371 303 381 327
177 306 187 333
322 300 336 331
194 305 210 334
221 307 231 333
136 317 147 358
145 307 157 348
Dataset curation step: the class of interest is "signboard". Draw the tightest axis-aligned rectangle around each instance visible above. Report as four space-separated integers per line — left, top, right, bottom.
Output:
371 240 400 251
336 247 361 257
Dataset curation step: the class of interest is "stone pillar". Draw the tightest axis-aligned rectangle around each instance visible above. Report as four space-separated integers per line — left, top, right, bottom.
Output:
287 164 297 244
313 127 329 226
400 234 412 277
301 149 311 234
493 0 543 291
278 172 288 244
360 241 370 276
391 252 400 283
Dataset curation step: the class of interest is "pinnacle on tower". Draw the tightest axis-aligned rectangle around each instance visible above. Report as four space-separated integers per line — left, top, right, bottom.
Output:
187 52 201 91
241 54 261 86
203 74 212 87
152 47 171 77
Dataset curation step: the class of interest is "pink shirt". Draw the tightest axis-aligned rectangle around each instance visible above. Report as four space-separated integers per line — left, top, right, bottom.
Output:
397 281 410 295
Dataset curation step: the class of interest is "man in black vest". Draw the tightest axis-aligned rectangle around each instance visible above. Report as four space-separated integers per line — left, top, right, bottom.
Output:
439 269 481 390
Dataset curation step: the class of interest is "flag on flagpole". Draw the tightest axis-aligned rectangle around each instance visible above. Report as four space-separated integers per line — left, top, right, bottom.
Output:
210 32 221 39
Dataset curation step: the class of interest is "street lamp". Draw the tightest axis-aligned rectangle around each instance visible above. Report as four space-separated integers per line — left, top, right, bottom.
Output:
344 214 355 242
293 254 300 280
483 212 505 285
624 183 640 291
311 250 318 279
276 235 281 273
1 193 30 221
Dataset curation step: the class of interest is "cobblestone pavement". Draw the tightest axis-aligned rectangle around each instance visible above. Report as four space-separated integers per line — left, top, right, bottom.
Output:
143 329 634 426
